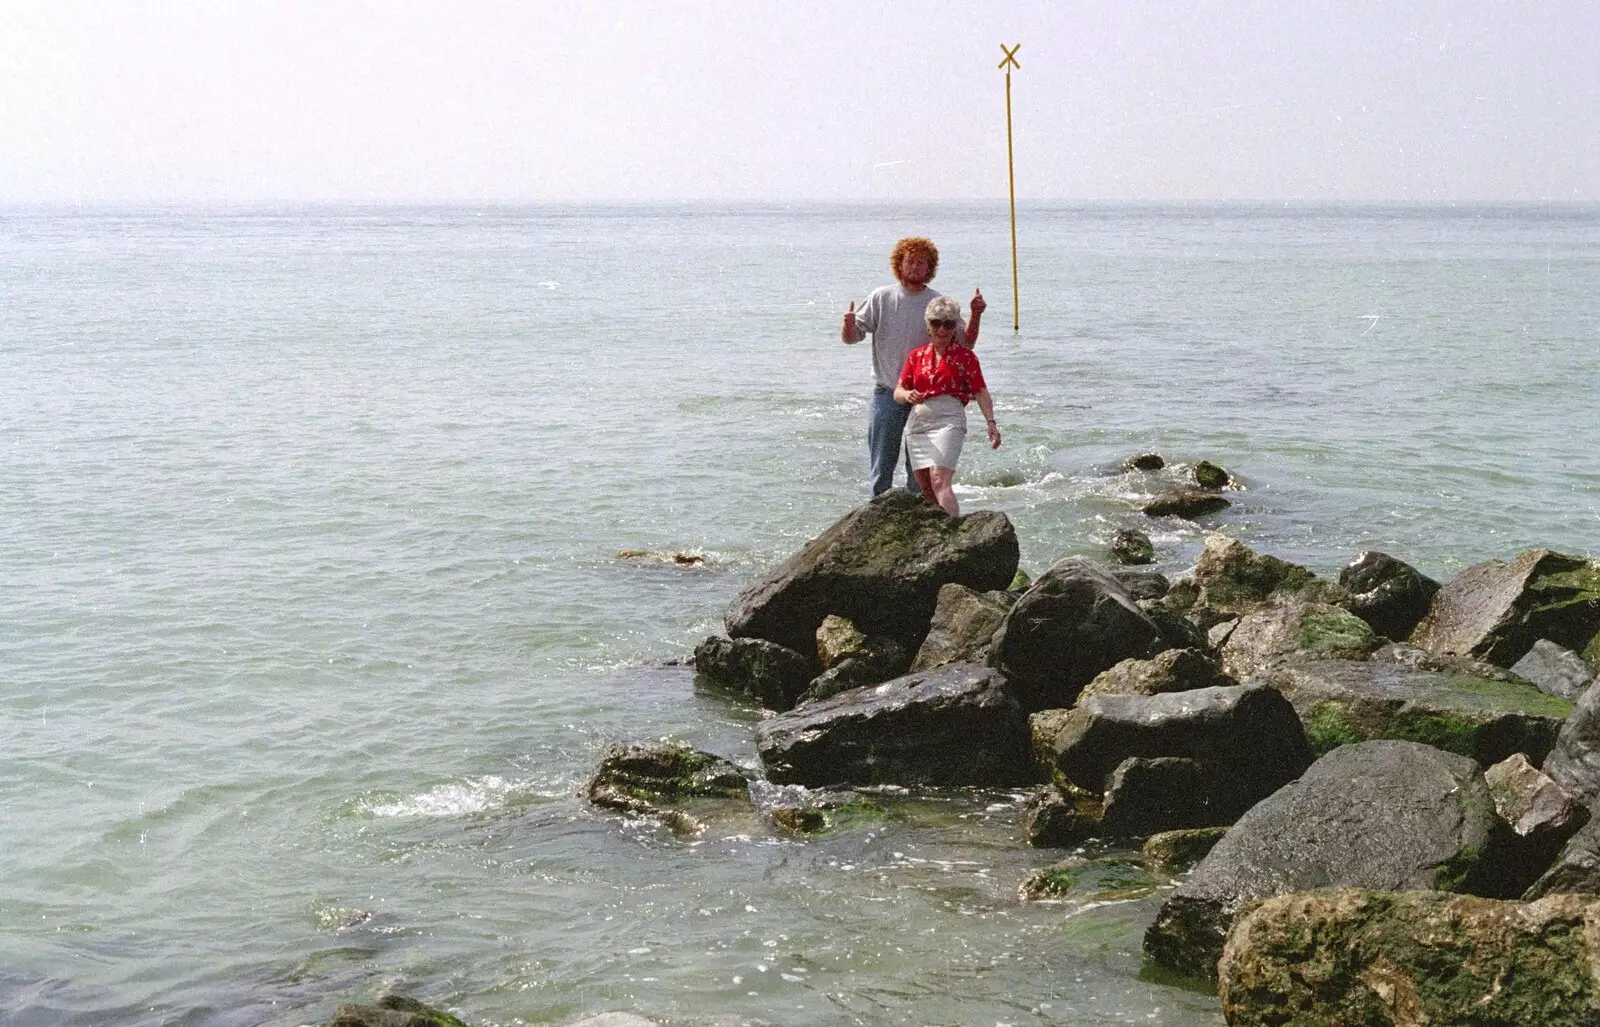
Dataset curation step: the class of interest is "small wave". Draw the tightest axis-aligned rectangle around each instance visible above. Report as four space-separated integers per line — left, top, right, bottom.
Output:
359 775 547 818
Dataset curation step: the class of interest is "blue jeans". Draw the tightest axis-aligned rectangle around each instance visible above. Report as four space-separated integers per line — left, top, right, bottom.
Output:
867 386 920 497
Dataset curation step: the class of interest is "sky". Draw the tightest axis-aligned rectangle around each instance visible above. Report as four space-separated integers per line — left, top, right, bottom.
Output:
2 1 1596 204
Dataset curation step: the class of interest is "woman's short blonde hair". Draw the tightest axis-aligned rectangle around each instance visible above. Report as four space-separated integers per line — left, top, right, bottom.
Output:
924 295 962 324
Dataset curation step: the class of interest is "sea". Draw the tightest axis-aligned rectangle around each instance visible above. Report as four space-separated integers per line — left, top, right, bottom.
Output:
2 201 1597 1027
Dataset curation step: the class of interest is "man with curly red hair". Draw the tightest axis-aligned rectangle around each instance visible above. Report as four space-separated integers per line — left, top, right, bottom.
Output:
841 237 985 496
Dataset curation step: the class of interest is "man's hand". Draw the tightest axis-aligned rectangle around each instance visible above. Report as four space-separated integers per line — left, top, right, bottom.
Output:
970 288 986 318
841 300 858 343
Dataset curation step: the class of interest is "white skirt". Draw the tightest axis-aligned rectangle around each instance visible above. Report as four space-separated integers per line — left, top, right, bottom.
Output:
903 394 967 470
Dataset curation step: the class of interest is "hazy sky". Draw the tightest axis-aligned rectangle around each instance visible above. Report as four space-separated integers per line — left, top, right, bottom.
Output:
2 1 1595 203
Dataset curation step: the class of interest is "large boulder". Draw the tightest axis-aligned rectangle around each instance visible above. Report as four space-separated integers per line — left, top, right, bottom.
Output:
1338 550 1441 642
988 557 1172 710
1049 684 1312 795
1143 740 1503 981
1219 890 1600 1027
1511 638 1596 702
801 615 912 704
908 583 1011 672
1410 548 1600 668
754 663 1035 788
1257 651 1572 766
692 635 817 711
1098 756 1274 838
725 490 1019 655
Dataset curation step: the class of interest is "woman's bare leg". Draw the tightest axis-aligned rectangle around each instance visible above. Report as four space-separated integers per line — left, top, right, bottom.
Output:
913 467 935 500
928 466 958 515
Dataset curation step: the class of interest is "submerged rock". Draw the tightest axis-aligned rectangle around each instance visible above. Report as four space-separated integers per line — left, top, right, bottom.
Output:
326 995 473 1027
1410 547 1600 668
1219 890 1600 1027
1141 488 1230 520
586 741 749 835
1020 786 1099 848
693 635 817 711
724 490 1019 655
1019 856 1165 902
1143 740 1503 982
1109 528 1155 565
1191 460 1231 490
1142 827 1228 872
988 557 1172 710
755 663 1034 788
1124 452 1165 471
1339 550 1440 642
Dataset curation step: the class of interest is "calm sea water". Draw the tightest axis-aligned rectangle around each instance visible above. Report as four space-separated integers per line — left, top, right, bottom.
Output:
1 202 1597 1026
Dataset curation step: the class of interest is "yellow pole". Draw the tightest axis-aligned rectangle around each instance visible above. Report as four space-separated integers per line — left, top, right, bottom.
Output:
1000 44 1021 333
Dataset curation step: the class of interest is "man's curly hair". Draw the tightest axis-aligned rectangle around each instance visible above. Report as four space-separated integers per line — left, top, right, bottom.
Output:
890 237 939 285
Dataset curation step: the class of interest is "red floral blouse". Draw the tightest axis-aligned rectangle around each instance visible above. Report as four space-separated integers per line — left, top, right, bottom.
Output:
898 343 987 405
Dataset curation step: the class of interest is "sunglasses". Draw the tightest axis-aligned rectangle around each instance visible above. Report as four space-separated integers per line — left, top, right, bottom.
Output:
927 319 958 329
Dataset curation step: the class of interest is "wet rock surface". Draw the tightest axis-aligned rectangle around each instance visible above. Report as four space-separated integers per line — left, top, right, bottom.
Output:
1338 549 1440 642
1410 547 1600 668
1144 740 1502 981
693 635 817 711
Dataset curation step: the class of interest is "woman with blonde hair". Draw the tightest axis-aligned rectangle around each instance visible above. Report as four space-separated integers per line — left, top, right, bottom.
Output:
893 295 1000 515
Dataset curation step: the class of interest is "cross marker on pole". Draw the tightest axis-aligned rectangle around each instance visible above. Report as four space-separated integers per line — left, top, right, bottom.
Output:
1000 44 1021 332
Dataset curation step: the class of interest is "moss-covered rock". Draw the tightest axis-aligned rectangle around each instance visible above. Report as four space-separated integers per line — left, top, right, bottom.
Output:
1141 488 1230 520
1192 460 1231 490
1019 856 1165 902
1412 548 1600 668
1264 654 1572 765
326 995 473 1027
1219 889 1600 1027
1143 827 1228 872
1078 648 1235 700
1109 528 1156 565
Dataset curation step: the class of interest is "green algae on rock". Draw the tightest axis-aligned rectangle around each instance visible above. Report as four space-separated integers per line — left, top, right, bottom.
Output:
1219 889 1600 1027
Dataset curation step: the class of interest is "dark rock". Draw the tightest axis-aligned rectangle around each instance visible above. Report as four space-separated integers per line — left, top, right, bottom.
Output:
1192 460 1231 490
1142 827 1228 872
799 617 911 703
1484 752 1589 894
909 583 1011 672
1339 550 1441 642
1540 675 1600 804
1141 488 1230 520
693 635 817 711
1021 787 1099 848
326 995 472 1027
725 490 1019 654
1124 452 1165 470
988 557 1171 710
1028 708 1076 784
1511 639 1596 702
1110 568 1168 601
755 663 1035 787
1218 600 1381 680
1143 740 1502 982
586 741 749 835
1099 756 1274 837
768 807 828 834
1109 528 1155 565
1525 817 1600 899
1260 653 1572 766
1051 684 1312 796
1019 856 1165 902
1078 648 1235 700
1410 548 1600 668
1219 890 1600 1027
